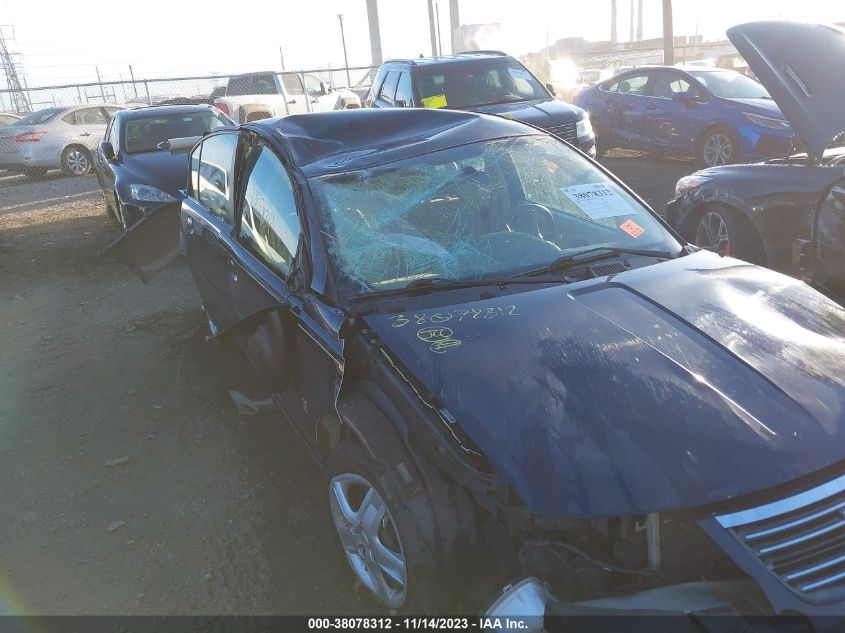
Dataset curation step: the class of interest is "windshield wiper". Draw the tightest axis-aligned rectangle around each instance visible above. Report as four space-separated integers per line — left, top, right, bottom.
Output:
511 246 676 279
351 275 551 303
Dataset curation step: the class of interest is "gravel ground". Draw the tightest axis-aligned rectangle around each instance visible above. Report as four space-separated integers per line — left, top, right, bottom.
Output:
0 152 694 615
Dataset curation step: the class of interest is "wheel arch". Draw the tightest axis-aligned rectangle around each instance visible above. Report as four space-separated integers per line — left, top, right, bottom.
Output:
683 199 770 266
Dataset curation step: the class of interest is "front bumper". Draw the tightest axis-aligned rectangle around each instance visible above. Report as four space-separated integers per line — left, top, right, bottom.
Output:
738 126 793 162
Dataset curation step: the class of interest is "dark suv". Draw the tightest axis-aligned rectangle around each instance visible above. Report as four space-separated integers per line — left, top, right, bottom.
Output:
366 51 596 156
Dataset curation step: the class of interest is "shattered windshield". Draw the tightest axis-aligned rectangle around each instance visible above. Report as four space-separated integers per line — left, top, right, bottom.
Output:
310 135 681 296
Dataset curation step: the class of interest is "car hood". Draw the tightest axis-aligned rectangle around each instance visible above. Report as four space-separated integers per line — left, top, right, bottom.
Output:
364 252 845 517
728 21 845 160
121 150 191 197
469 99 584 128
726 98 785 119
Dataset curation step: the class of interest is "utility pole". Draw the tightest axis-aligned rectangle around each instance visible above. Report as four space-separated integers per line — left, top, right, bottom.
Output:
636 0 643 41
427 0 438 56
449 0 460 54
337 14 351 88
435 1 443 57
662 0 674 65
0 25 30 112
279 46 286 71
366 0 383 65
629 0 634 42
610 0 618 46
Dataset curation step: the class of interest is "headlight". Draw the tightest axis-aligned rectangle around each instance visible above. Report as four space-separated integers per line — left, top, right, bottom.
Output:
675 174 711 197
743 112 791 130
576 115 593 138
129 184 178 203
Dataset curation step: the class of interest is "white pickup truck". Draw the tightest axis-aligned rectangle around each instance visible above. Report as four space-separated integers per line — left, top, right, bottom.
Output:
213 71 361 123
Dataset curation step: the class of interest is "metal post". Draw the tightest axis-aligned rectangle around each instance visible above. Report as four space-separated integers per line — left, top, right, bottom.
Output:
662 0 674 65
449 0 460 55
366 0 383 65
300 72 311 113
611 0 617 46
337 14 351 88
435 1 443 57
143 80 152 105
129 64 138 99
95 65 106 101
427 0 438 56
279 46 286 71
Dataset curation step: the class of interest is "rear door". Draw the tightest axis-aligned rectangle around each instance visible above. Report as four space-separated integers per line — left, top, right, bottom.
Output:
69 107 110 151
599 70 655 148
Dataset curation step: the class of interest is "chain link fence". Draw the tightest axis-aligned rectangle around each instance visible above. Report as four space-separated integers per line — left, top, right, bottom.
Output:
0 65 379 114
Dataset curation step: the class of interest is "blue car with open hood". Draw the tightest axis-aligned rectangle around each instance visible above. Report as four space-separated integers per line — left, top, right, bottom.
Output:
113 77 845 621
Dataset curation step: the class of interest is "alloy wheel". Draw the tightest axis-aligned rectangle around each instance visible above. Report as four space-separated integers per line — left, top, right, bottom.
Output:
329 473 407 608
695 211 730 255
65 149 90 175
702 133 733 167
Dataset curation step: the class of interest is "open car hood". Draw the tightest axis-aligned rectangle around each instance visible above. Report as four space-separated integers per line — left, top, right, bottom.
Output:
727 21 845 160
365 252 845 517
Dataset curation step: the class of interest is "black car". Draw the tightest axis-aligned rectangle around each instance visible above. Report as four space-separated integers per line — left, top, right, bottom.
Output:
668 22 845 302
95 104 233 278
114 107 845 619
366 51 596 156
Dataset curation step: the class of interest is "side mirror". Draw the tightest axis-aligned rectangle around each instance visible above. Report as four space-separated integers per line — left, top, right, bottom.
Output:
395 99 407 108
673 90 700 105
545 82 555 94
99 141 116 162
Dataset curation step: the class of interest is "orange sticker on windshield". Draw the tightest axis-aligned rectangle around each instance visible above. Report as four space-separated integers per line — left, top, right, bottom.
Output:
619 219 645 238
543 159 558 174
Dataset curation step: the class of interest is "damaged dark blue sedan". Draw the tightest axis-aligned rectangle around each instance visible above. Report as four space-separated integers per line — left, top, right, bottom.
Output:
117 98 845 620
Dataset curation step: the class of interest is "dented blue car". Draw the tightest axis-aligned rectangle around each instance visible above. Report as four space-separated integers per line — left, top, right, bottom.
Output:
115 92 845 619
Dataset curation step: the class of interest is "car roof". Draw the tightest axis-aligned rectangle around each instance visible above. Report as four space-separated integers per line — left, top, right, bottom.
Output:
253 108 539 177
114 104 218 120
383 51 514 67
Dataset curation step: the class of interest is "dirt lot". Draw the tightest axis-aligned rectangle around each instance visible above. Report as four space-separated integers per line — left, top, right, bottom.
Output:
0 153 694 615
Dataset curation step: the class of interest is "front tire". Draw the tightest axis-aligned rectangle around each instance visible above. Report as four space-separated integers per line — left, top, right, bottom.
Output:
61 146 92 176
693 204 762 263
327 440 434 612
699 126 738 167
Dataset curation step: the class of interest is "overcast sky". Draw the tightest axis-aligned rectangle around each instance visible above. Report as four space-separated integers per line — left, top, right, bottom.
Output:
1 0 843 86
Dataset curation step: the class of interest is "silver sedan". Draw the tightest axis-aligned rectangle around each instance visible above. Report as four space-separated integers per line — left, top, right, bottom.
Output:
0 104 125 177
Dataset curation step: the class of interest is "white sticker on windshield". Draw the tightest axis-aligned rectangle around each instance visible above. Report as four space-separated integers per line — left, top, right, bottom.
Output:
559 183 636 220
508 67 532 81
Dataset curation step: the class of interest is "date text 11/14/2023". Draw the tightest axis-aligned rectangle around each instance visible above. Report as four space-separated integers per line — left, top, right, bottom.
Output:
306 617 532 630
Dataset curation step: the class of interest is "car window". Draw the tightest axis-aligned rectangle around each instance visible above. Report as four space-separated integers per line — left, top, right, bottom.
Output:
281 73 304 95
189 144 201 198
74 107 109 125
228 74 277 96
123 112 230 154
652 72 691 99
310 135 681 296
197 133 238 224
605 72 651 95
687 69 771 99
106 119 118 150
303 74 323 97
238 143 302 276
394 72 413 106
378 71 400 104
414 62 546 109
16 108 61 125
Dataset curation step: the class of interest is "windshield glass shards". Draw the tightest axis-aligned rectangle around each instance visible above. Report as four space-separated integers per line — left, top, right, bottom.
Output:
310 135 681 298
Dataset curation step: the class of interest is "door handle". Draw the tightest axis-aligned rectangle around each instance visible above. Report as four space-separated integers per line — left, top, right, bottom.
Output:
228 257 238 282
287 99 297 104
79 132 91 137
647 105 657 110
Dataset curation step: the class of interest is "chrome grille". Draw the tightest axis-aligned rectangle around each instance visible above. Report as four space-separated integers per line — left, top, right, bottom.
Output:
715 473 845 604
547 122 577 144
